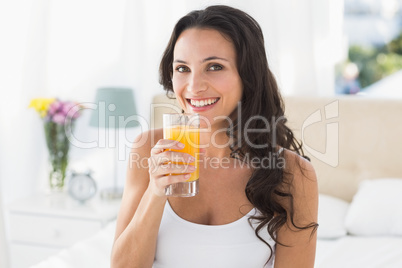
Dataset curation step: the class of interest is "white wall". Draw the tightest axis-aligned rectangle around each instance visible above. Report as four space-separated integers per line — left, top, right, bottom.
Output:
0 192 9 268
0 0 344 208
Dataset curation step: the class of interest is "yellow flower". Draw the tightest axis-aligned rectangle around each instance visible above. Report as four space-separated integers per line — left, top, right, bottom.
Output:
29 98 56 118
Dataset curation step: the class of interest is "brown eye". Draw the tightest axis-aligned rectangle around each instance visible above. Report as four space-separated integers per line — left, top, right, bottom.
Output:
209 65 223 71
176 66 190 72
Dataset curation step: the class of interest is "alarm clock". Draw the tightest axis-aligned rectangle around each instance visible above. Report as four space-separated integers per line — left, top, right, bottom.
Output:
68 171 97 204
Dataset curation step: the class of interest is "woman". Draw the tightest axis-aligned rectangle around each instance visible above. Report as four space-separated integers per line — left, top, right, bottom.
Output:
111 5 318 268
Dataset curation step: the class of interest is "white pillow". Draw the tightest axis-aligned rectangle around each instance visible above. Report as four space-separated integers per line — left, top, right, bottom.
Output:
317 194 349 239
345 178 402 236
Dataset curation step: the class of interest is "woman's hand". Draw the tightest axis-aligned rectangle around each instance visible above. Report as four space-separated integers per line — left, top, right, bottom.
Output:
147 139 196 197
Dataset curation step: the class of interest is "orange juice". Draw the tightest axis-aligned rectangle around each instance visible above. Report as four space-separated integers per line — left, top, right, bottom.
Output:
163 126 200 182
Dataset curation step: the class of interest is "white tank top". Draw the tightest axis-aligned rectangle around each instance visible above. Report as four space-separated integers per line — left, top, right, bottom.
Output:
153 201 275 268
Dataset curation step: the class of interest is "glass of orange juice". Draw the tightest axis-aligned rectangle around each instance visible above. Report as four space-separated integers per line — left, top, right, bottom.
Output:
163 113 200 197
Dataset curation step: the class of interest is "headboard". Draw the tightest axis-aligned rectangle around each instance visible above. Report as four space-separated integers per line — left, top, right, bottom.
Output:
151 93 402 202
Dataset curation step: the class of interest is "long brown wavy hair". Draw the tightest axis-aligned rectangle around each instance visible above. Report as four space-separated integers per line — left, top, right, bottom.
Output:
159 5 318 263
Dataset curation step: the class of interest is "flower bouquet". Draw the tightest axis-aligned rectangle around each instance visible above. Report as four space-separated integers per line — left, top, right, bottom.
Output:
29 98 82 190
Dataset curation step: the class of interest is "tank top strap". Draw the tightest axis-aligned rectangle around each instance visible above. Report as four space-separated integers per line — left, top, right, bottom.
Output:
276 147 284 156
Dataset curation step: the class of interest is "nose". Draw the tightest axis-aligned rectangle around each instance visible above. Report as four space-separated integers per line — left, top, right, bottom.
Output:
186 71 207 94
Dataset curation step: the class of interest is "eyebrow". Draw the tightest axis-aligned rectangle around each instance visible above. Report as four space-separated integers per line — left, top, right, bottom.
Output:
173 56 229 64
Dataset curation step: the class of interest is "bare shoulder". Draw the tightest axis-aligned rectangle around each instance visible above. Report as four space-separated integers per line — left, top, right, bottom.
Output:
282 148 317 186
277 148 318 226
274 149 319 268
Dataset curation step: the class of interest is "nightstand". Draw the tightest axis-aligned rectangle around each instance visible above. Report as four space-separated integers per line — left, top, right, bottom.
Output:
7 193 120 268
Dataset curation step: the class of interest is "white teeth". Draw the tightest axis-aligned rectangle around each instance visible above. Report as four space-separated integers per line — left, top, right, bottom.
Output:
190 98 218 107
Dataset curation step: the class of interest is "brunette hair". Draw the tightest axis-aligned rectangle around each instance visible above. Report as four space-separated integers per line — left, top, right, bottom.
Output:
159 5 318 262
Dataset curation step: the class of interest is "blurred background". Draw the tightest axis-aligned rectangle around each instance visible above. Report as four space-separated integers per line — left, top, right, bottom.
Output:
0 0 401 266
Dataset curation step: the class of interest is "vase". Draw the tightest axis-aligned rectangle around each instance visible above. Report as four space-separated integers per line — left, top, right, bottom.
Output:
44 121 72 191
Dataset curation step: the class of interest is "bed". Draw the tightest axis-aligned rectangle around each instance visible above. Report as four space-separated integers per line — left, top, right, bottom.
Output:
31 94 402 268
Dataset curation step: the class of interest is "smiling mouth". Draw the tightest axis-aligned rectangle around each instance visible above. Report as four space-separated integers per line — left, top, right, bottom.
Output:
186 98 220 108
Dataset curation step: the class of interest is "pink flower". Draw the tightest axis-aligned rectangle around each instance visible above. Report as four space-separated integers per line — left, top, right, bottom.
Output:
52 113 66 124
62 102 81 119
48 100 62 116
31 97 82 125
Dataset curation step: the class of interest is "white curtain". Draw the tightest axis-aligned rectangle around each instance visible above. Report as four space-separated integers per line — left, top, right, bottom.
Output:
0 0 344 206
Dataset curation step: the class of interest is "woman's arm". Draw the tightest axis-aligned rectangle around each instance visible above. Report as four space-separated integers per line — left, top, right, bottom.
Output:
110 130 193 268
274 151 319 268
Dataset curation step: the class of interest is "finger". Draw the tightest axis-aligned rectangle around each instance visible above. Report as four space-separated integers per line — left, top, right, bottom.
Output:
154 150 195 164
153 163 196 177
159 173 192 187
151 139 185 154
149 173 191 196
152 163 196 178
148 153 195 176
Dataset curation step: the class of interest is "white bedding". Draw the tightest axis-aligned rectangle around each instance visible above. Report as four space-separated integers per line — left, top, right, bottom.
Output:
316 236 402 268
31 220 402 268
30 222 116 268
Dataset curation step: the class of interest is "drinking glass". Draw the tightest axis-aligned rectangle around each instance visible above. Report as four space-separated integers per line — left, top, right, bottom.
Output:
163 113 200 197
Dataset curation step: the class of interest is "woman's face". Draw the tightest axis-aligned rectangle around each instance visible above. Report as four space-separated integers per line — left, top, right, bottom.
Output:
172 28 243 128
